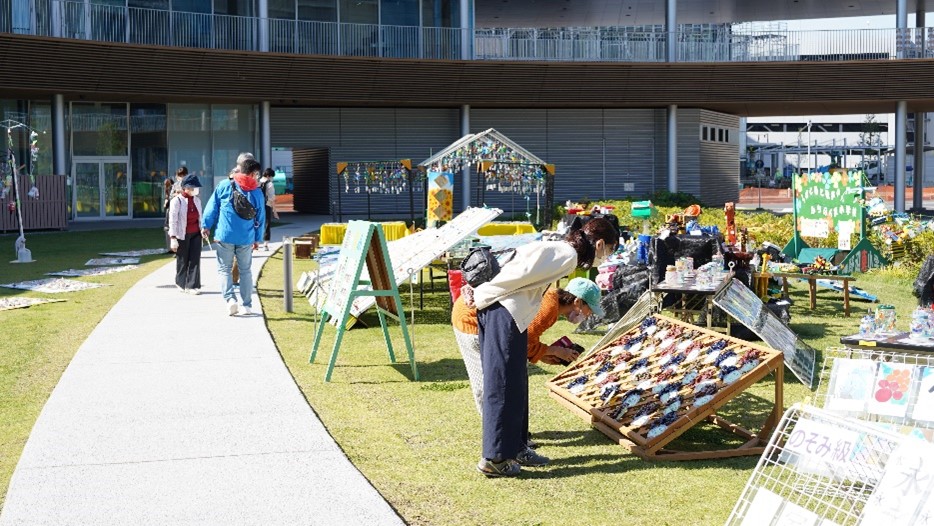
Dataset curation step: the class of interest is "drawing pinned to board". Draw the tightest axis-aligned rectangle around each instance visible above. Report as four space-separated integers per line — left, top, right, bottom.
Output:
824 358 876 414
773 501 819 526
738 487 783 526
911 367 934 423
867 363 914 418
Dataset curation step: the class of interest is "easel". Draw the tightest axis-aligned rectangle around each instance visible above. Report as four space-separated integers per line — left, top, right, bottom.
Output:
310 221 418 382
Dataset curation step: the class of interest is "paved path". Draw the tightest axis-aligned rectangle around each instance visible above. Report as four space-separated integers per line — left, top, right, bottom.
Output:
0 215 404 525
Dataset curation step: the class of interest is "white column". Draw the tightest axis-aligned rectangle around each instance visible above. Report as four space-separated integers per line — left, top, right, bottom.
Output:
261 101 271 169
460 104 470 210
460 0 472 59
665 0 677 62
896 101 908 212
915 4 926 210
667 105 677 193
52 94 66 176
258 0 269 52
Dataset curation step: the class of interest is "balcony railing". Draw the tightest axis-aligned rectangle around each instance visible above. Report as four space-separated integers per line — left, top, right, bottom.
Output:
4 0 934 63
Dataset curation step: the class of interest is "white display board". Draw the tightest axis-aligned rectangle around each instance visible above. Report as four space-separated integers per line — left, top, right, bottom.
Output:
311 207 502 320
726 404 907 526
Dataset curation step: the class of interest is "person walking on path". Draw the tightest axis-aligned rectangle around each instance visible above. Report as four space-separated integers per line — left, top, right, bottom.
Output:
201 158 266 316
167 173 204 294
470 218 619 478
163 166 187 249
259 168 279 251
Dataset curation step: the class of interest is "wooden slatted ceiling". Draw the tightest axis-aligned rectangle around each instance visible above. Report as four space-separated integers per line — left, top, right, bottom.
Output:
5 33 934 116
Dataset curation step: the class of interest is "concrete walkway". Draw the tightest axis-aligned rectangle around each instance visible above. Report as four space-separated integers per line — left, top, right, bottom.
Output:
0 215 404 525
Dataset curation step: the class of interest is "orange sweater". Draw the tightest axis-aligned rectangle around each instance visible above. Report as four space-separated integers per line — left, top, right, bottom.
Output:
451 289 559 364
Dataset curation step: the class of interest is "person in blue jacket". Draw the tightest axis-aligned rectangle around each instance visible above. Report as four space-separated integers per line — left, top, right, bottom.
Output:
201 157 266 316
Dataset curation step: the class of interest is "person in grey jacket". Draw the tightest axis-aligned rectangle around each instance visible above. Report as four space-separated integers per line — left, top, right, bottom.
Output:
167 174 204 294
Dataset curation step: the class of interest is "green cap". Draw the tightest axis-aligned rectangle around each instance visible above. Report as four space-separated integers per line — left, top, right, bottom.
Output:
566 277 603 318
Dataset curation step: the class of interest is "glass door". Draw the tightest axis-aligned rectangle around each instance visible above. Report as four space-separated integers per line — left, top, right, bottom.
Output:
72 158 130 219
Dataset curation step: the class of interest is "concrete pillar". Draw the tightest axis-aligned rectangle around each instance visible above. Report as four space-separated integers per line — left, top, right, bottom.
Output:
896 100 908 213
667 105 677 193
460 104 470 210
897 0 908 58
260 101 271 170
666 0 677 62
258 0 269 52
915 4 926 210
52 94 66 176
460 0 472 59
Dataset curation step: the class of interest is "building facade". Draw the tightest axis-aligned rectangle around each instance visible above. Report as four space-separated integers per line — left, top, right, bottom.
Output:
1 0 931 220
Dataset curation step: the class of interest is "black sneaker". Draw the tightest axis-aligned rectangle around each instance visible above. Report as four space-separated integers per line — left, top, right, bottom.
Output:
527 432 539 449
516 447 550 467
477 458 521 478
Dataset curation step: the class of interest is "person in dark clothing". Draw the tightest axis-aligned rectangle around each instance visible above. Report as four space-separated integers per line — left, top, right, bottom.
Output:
167 173 204 294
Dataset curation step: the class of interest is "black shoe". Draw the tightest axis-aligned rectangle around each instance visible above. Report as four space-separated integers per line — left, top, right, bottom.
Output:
527 432 539 449
516 447 550 467
477 458 521 478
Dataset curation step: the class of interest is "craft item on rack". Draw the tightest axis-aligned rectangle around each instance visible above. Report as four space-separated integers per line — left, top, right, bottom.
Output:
547 314 782 460
823 358 876 414
910 366 934 423
0 277 108 293
47 265 139 277
867 362 913 418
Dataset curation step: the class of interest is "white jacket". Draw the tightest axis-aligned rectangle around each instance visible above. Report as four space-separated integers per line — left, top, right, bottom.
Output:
167 193 203 241
473 241 578 332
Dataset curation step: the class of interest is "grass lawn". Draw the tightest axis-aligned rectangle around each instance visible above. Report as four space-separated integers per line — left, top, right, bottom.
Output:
258 247 918 526
0 229 172 510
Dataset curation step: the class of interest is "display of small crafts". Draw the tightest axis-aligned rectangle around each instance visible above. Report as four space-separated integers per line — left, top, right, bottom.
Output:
550 315 777 443
802 255 833 274
427 134 549 197
340 162 423 194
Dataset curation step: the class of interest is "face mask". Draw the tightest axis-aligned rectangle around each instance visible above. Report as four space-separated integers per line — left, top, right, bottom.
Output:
592 247 609 268
186 187 199 196
567 309 587 325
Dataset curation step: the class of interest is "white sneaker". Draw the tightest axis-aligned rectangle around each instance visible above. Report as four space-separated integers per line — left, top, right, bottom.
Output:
240 305 253 316
176 285 185 293
227 298 239 316
186 288 201 295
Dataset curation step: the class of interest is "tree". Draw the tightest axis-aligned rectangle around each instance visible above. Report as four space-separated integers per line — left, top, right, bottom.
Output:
859 114 884 182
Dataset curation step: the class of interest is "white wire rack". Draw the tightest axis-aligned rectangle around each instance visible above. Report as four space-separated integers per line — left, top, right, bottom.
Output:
726 404 905 526
814 347 934 436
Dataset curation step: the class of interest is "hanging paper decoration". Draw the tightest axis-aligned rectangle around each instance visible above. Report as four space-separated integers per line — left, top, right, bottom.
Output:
427 171 453 223
337 160 423 195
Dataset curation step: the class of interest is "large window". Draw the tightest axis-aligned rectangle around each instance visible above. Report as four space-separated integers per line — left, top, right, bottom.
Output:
168 104 213 194
211 104 256 188
340 0 376 24
422 0 458 28
71 102 128 157
297 0 335 21
381 0 417 26
130 103 167 217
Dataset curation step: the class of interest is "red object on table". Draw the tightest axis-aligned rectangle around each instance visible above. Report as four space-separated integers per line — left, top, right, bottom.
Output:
448 270 464 302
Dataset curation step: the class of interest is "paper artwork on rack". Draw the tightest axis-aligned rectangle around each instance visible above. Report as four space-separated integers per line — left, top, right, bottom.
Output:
825 358 876 414
867 363 914 418
911 367 934 423
0 278 108 293
85 257 140 266
738 487 783 526
773 501 818 526
0 297 65 311
47 265 139 277
861 439 934 526
800 218 830 239
100 248 167 257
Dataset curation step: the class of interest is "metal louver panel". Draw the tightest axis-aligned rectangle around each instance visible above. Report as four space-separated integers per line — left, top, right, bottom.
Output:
699 109 740 206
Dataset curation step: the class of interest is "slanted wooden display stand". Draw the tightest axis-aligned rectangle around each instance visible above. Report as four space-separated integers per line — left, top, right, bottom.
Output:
310 221 418 382
547 315 783 461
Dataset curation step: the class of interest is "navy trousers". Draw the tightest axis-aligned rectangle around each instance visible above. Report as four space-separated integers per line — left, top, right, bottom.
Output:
478 302 529 461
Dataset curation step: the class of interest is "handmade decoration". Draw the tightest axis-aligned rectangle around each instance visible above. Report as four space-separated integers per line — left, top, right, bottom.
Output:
0 278 108 293
47 265 139 277
85 257 140 266
0 297 65 311
1 119 42 263
866 362 914 418
911 367 934 423
548 314 783 461
824 358 877 414
334 159 421 223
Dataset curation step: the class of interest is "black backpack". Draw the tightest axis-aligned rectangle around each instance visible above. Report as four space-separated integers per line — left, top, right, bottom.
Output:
231 182 257 221
460 247 516 288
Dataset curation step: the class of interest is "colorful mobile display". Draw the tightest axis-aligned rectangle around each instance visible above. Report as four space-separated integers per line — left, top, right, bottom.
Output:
867 362 914 418
911 367 934 423
824 358 877 414
548 314 783 456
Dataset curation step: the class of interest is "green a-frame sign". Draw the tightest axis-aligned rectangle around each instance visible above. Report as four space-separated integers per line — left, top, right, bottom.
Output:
310 221 418 382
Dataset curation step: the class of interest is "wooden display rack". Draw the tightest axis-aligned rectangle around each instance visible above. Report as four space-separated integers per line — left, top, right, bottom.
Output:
547 315 783 461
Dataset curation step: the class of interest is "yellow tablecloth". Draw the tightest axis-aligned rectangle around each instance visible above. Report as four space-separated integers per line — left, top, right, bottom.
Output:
320 221 409 245
476 222 537 236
